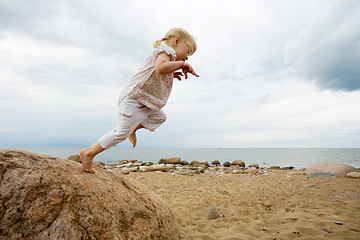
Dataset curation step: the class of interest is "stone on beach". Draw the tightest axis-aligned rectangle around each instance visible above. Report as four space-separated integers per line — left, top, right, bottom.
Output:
248 163 259 169
245 167 258 175
231 160 245 167
211 160 220 165
142 164 175 172
205 206 221 219
223 161 231 167
305 162 356 177
190 160 200 166
178 168 194 176
346 172 360 179
269 166 281 170
158 157 181 164
0 150 179 240
199 161 210 167
181 160 189 165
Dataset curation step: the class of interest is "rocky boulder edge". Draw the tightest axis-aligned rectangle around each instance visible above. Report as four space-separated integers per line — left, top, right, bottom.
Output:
0 150 180 240
305 162 356 177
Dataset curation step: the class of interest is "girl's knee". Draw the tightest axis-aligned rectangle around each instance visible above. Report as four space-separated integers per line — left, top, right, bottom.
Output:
159 113 167 123
154 111 167 123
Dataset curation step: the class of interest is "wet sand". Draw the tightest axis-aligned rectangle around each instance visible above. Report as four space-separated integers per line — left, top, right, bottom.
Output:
127 170 360 240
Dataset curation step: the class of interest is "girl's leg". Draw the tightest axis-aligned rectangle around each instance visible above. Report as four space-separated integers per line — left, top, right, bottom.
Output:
128 124 144 147
80 141 105 174
142 109 167 130
129 109 167 147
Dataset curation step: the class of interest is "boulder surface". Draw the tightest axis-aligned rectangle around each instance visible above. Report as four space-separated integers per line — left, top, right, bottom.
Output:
231 160 245 167
305 162 356 177
158 157 181 165
0 150 179 240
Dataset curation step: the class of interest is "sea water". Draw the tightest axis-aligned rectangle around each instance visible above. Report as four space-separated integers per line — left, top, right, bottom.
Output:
7 147 360 169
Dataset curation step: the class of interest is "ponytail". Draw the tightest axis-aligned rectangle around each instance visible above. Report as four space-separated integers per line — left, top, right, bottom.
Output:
153 38 167 49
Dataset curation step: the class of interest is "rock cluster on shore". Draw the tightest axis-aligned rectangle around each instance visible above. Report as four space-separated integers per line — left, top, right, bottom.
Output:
86 157 303 176
71 157 359 179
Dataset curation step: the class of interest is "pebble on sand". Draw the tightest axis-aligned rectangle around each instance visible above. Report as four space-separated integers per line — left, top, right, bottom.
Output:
346 172 360 179
205 206 221 219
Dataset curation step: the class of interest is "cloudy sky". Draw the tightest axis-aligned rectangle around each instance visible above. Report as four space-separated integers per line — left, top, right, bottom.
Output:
1 0 360 148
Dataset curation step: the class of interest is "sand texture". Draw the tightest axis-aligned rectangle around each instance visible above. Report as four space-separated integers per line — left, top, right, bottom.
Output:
127 170 360 240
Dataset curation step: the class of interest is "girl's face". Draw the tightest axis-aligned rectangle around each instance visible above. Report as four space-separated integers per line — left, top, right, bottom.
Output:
174 41 192 61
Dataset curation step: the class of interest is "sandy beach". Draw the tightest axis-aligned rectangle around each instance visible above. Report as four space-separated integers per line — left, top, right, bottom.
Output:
125 170 360 240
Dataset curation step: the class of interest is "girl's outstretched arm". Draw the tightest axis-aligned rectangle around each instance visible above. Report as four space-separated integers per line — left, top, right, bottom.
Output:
155 53 199 79
155 53 184 74
182 62 199 79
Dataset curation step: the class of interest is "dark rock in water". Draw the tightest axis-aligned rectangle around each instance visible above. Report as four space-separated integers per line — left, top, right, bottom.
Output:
67 154 81 163
0 150 180 240
307 172 337 179
205 206 221 219
223 161 231 167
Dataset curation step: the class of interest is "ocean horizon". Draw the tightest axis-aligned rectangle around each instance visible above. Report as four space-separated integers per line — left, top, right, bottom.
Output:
3 147 360 169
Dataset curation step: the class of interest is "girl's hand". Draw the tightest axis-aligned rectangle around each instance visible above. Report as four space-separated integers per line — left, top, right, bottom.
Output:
182 62 199 79
173 71 183 81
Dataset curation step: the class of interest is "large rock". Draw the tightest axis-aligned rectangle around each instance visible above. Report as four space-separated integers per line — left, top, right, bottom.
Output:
305 162 356 177
231 160 245 167
0 150 179 240
158 157 181 164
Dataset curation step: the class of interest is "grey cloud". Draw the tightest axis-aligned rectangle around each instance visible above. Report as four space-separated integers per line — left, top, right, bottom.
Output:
1 0 360 148
0 0 147 94
286 1 360 91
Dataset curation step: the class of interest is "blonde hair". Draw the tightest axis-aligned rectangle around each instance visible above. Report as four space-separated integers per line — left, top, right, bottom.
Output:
153 27 197 55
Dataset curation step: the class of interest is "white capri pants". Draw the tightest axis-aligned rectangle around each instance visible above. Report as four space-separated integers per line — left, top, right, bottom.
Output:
98 93 167 149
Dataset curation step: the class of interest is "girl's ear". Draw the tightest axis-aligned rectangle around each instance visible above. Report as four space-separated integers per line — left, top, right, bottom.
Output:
174 36 181 46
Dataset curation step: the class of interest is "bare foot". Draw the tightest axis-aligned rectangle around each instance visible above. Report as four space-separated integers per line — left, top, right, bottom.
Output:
129 130 137 147
80 149 95 174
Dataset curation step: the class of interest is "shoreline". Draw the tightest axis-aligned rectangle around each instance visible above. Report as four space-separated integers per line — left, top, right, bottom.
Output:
6 147 360 169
